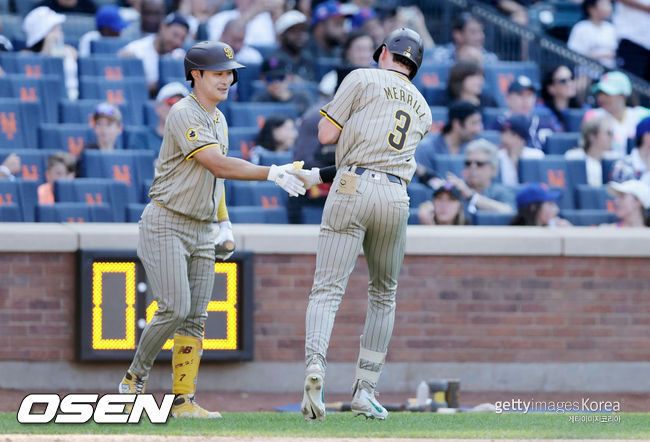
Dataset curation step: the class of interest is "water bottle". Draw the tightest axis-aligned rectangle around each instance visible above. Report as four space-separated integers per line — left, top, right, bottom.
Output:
416 380 430 407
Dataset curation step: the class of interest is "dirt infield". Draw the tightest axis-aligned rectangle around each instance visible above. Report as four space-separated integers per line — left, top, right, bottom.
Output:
1 389 648 413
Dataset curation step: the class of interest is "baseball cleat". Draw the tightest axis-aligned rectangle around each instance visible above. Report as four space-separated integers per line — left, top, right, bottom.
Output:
351 380 388 420
171 394 222 418
119 371 147 413
301 360 325 421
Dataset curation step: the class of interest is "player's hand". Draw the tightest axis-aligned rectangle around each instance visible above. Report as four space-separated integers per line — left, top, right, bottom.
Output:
287 167 322 188
267 164 306 197
214 220 235 261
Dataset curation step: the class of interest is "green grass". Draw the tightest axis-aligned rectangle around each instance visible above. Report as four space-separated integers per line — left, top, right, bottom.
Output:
1 412 648 438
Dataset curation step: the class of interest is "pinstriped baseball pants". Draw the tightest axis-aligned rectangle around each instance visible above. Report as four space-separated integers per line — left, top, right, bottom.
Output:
305 169 410 370
130 203 215 379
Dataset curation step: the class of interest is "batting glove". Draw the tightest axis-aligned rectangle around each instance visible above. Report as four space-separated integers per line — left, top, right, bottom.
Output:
214 220 235 261
268 164 306 197
287 167 322 188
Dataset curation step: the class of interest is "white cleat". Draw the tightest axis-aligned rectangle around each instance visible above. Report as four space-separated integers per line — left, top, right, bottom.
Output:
301 362 325 421
351 380 388 420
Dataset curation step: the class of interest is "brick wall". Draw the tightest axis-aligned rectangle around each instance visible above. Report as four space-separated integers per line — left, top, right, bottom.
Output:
2 252 649 363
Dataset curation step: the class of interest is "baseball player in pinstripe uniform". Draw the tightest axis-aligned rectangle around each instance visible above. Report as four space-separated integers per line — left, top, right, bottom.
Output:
118 41 306 418
288 28 432 421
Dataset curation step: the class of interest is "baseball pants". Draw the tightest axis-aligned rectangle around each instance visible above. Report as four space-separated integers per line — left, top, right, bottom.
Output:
130 203 215 379
305 168 410 370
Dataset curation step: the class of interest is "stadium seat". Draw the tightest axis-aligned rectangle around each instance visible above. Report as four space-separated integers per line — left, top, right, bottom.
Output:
429 106 448 134
90 37 132 54
78 55 145 80
483 62 540 107
38 123 106 155
544 132 580 155
158 57 186 86
123 125 151 150
0 98 41 149
0 74 65 123
15 179 38 222
413 62 453 89
0 53 64 79
36 202 114 222
479 130 500 146
78 77 147 123
143 100 157 127
126 203 146 222
228 126 258 160
0 205 21 221
519 156 586 209
229 181 288 207
481 107 506 129
601 158 617 183
300 205 324 224
473 211 513 225
141 179 153 203
54 178 128 222
228 102 298 128
234 62 261 102
256 150 292 167
433 154 465 177
59 99 140 126
407 207 420 225
421 86 447 106
0 149 57 183
565 108 586 132
314 58 339 81
561 209 617 226
0 180 22 221
575 184 615 211
61 14 96 46
406 182 433 208
227 206 266 223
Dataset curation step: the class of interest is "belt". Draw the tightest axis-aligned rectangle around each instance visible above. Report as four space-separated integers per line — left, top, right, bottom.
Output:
351 167 402 185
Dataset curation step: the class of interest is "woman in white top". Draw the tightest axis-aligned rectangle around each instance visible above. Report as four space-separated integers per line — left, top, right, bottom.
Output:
567 0 617 68
565 116 613 186
612 116 650 188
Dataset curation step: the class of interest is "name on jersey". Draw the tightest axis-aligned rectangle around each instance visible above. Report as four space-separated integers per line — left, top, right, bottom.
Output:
383 87 426 119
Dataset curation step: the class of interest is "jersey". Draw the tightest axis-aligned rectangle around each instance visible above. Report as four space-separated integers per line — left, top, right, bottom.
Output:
320 68 432 184
149 94 229 222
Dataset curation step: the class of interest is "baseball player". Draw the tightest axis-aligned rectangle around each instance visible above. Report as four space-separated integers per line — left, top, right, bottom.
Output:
118 41 306 418
289 28 432 421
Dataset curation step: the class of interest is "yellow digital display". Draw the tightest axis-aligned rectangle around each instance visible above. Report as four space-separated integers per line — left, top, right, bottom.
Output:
92 262 136 350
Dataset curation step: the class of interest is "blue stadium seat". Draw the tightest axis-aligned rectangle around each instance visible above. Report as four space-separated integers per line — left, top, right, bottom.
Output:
565 108 586 132
602 158 617 183
262 206 289 223
561 209 617 226
0 149 58 183
544 132 580 155
406 182 433 208
0 74 65 123
479 130 500 146
78 55 145 79
408 207 420 225
36 202 114 222
90 38 132 54
301 205 323 224
0 98 40 149
141 179 153 203
519 156 586 209
228 126 258 159
314 58 339 81
421 86 447 106
256 150 292 167
144 100 157 127
0 53 64 79
575 184 615 211
14 179 38 222
123 125 151 150
433 154 465 177
235 62 261 102
483 62 540 107
78 77 147 122
412 62 453 90
54 178 128 222
126 203 146 222
158 58 186 86
228 102 298 127
473 211 513 225
0 205 21 221
59 99 140 126
61 14 96 46
229 181 288 207
38 123 105 155
0 180 22 221
429 106 448 135
227 206 266 223
481 107 506 129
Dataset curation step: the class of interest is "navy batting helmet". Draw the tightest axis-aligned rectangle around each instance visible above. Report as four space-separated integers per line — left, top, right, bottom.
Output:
184 41 246 85
372 27 423 80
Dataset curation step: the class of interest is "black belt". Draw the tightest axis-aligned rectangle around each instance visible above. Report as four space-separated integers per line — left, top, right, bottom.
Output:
351 167 402 185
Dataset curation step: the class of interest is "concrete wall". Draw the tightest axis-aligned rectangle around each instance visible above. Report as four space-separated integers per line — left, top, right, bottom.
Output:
1 223 649 393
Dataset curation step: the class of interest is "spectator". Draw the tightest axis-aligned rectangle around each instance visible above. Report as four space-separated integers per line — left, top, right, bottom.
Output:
444 60 498 108
85 102 123 151
207 0 279 47
510 183 572 227
37 152 76 205
219 18 263 65
305 1 348 60
445 138 516 214
430 12 498 65
417 181 468 225
489 75 560 150
271 10 315 83
119 12 189 95
249 115 298 165
416 100 483 170
567 0 617 69
602 180 650 227
538 65 585 132
252 56 313 117
498 114 544 187
139 0 168 35
350 6 385 46
583 71 650 158
391 6 435 50
492 0 529 26
22 6 78 100
145 82 190 153
37 0 96 14
0 153 20 181
565 116 613 187
612 117 650 187
173 0 218 40
319 31 375 98
613 0 650 81
78 5 131 58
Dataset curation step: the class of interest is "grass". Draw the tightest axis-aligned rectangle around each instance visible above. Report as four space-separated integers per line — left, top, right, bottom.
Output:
1 412 648 438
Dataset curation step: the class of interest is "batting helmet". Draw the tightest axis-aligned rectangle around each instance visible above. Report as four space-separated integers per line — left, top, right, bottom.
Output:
184 41 246 85
372 27 423 80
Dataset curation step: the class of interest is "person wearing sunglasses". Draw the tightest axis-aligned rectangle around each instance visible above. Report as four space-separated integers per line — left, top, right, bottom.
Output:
538 65 585 132
565 116 613 187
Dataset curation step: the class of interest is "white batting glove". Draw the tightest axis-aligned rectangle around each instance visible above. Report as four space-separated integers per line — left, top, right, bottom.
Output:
267 164 306 197
214 220 235 261
286 167 322 188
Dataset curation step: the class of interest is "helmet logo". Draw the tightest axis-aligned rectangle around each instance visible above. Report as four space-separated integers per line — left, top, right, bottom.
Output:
403 46 412 58
224 46 234 60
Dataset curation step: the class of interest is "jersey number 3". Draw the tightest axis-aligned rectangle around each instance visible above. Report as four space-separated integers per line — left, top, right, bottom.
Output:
388 109 412 151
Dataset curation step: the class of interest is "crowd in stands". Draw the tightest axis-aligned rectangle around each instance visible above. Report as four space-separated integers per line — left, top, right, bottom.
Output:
0 0 648 228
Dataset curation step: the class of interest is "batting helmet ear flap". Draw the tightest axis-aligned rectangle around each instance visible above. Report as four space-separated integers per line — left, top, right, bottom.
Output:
373 27 424 80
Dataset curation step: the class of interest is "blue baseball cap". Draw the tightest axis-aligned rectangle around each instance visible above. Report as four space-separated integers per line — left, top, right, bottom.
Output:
96 5 129 32
312 1 344 27
508 75 539 94
516 183 561 209
351 7 377 28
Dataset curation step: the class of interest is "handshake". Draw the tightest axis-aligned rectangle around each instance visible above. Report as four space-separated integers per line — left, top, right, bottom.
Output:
267 161 323 197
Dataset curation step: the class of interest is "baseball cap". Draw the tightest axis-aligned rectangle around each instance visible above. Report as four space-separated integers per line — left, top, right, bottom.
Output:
433 181 462 201
275 10 308 35
499 113 530 142
448 100 480 123
163 12 190 30
92 102 122 123
23 6 66 48
508 75 539 94
607 180 650 209
96 5 129 33
593 71 632 96
312 1 344 27
261 56 288 78
156 81 189 104
516 183 561 209
351 7 377 29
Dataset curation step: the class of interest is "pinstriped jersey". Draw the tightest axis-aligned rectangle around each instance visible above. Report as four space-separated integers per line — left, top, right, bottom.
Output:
320 68 432 184
149 94 228 222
